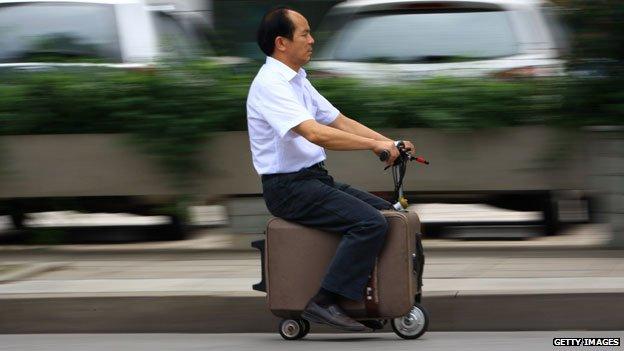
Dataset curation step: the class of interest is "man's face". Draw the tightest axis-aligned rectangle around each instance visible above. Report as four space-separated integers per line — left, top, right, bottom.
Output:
282 11 314 66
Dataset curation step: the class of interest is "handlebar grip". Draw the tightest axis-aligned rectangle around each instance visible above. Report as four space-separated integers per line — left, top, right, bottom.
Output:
415 157 430 165
379 149 389 162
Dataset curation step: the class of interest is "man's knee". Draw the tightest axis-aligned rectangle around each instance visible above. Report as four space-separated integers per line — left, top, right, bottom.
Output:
364 212 388 240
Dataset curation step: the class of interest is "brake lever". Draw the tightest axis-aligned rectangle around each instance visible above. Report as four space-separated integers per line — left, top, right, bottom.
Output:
379 145 430 167
383 154 429 170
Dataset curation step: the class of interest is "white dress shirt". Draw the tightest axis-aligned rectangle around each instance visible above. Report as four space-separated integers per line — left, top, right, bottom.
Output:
246 56 340 175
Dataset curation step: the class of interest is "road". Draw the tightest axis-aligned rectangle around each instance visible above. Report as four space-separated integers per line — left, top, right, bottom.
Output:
0 203 546 242
0 204 540 229
1 332 622 351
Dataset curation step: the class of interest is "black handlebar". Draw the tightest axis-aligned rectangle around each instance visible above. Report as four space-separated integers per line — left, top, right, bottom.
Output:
379 144 429 166
379 150 390 162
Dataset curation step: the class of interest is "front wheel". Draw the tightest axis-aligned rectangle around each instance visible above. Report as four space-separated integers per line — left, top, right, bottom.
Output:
165 214 189 240
391 303 429 339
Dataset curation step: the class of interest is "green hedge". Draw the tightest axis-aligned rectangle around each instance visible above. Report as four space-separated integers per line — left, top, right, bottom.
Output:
0 60 621 184
0 61 249 135
0 62 583 136
313 76 566 130
0 61 249 187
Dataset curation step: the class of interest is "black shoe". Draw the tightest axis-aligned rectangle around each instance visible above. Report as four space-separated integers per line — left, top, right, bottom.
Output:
360 319 386 330
302 301 369 332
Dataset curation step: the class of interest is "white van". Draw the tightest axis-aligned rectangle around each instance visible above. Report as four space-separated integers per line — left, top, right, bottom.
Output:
310 0 568 80
0 0 210 69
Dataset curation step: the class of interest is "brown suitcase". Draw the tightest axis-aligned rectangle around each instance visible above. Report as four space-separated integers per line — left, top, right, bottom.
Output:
252 210 428 340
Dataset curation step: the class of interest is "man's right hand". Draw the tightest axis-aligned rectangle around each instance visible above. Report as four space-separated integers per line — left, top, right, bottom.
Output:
373 140 400 166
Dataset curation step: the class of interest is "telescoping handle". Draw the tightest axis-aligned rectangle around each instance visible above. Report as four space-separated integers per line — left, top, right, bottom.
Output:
379 144 429 211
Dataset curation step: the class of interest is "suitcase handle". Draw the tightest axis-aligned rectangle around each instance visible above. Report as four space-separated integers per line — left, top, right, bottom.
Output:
251 239 267 292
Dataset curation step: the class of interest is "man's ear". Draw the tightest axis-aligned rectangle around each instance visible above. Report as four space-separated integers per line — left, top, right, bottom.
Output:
274 36 287 52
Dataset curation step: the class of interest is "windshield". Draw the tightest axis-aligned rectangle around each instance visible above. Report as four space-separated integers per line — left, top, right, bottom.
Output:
0 2 122 63
324 11 518 63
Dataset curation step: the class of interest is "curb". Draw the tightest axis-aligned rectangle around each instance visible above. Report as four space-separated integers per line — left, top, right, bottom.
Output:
2 292 623 333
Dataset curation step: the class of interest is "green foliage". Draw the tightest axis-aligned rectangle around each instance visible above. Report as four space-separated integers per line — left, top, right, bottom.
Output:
0 65 558 141
0 61 250 189
0 58 621 185
312 76 564 131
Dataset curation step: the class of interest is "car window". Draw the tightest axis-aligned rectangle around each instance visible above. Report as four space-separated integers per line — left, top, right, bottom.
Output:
0 2 121 63
541 4 569 54
329 11 518 62
152 12 199 59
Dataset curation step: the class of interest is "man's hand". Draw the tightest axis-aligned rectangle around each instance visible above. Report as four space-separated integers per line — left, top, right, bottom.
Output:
401 140 416 156
373 140 400 166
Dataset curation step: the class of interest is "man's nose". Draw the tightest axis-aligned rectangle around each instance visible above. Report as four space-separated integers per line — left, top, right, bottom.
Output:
309 35 315 45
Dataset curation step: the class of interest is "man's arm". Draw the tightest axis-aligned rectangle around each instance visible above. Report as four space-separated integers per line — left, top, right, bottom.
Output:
327 113 417 157
328 114 393 142
293 119 400 165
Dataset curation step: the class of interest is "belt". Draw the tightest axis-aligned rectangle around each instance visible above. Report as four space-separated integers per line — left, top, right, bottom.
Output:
308 161 326 171
261 161 327 182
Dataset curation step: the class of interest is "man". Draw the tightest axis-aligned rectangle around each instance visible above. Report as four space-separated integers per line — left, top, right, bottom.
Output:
247 7 416 332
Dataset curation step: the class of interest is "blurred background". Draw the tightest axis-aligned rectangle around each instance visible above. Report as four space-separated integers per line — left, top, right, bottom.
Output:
0 0 621 244
0 0 623 341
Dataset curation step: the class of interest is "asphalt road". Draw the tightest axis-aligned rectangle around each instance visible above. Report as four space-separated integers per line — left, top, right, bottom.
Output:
0 203 548 243
1 332 623 351
0 204 540 229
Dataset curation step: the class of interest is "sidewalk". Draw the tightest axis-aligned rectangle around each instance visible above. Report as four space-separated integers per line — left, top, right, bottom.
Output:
1 224 623 333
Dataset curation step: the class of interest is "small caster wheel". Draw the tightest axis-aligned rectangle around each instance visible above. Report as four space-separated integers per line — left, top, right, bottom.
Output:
279 319 306 340
391 303 429 340
298 319 310 337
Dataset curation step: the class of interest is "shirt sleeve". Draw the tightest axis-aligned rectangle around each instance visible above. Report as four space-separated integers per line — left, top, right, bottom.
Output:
257 80 314 139
306 81 340 125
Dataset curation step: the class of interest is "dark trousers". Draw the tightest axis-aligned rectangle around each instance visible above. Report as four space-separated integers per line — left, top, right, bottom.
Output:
262 163 392 301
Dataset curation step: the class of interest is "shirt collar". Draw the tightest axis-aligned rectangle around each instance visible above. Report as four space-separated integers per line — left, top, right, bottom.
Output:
265 56 306 81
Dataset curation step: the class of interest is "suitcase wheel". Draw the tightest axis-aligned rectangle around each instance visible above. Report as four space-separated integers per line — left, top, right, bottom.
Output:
278 318 310 340
391 303 429 340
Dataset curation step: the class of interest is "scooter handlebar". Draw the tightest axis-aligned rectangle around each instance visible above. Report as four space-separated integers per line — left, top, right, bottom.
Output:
379 148 429 165
379 150 390 162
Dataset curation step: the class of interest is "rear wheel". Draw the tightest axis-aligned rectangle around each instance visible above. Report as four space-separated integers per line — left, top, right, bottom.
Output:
279 318 307 340
9 212 26 229
298 319 310 337
542 194 560 236
165 214 189 240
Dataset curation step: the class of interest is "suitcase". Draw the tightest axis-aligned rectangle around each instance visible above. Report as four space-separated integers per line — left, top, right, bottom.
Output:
252 210 428 340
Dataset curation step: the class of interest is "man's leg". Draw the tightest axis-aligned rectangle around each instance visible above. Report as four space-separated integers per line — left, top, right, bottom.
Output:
333 181 393 211
333 181 407 330
263 171 388 331
271 178 389 301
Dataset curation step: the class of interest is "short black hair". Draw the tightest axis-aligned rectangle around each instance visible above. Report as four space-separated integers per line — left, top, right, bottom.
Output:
256 6 296 56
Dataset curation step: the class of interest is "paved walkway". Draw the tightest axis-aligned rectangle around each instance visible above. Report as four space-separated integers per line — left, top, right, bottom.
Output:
1 223 623 332
1 223 621 297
